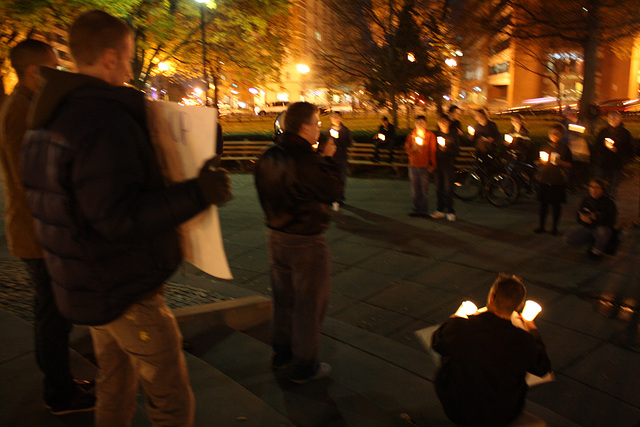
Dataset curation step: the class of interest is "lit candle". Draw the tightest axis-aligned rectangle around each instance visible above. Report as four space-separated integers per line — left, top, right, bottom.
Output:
437 136 446 147
605 137 615 150
415 136 424 146
454 301 478 318
568 124 585 133
330 128 339 139
504 134 513 144
539 151 549 162
467 125 475 136
312 142 319 150
522 300 542 321
377 133 385 141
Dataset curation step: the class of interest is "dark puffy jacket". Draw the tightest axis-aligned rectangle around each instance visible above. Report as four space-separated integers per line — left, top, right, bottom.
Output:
254 131 340 235
21 68 207 325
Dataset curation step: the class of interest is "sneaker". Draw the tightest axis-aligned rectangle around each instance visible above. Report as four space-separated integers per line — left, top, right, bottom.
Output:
289 362 331 384
430 211 446 219
446 213 456 222
45 387 96 415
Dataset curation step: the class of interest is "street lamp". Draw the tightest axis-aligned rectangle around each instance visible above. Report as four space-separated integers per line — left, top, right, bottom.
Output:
195 0 208 105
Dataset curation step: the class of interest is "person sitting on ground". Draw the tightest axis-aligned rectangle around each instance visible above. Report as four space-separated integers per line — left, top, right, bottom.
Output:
564 178 617 258
432 274 552 427
373 116 397 162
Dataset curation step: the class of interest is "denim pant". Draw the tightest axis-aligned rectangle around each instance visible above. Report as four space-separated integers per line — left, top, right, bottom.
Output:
409 166 430 214
90 291 194 427
268 230 330 373
22 258 75 405
565 225 612 253
435 165 455 214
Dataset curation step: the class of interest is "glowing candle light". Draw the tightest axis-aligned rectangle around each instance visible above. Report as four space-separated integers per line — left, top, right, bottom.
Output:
568 124 585 133
415 136 424 146
330 128 339 138
522 300 542 321
504 134 513 144
467 126 475 136
539 151 549 162
377 133 386 141
437 136 446 147
605 137 615 150
455 301 478 318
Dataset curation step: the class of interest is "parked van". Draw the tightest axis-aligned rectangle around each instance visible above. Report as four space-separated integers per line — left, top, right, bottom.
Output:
257 101 290 115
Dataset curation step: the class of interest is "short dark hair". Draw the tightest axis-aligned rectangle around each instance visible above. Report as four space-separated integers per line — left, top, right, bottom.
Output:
438 114 450 123
9 39 54 78
490 273 526 315
70 10 132 66
590 177 609 192
549 122 565 135
284 102 318 134
381 116 389 121
448 105 460 114
415 115 427 123
475 108 488 118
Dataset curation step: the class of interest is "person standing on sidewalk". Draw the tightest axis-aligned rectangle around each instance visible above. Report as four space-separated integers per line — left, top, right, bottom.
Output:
431 115 459 222
0 39 96 415
432 274 551 426
21 11 231 426
594 111 634 198
405 115 437 217
372 116 397 163
255 101 340 383
329 111 353 205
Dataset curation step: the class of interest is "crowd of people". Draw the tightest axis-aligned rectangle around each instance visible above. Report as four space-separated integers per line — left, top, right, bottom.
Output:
0 8 635 427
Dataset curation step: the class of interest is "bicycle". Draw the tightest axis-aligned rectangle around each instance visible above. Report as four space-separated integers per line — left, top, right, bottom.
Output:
454 152 515 207
486 150 537 206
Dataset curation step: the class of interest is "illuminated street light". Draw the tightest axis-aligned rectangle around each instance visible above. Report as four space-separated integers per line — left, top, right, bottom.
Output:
157 62 169 72
248 87 259 95
297 64 310 73
195 0 208 105
407 53 416 62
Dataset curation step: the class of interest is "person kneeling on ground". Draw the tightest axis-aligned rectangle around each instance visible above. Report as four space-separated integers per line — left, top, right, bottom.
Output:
564 178 617 258
432 274 551 427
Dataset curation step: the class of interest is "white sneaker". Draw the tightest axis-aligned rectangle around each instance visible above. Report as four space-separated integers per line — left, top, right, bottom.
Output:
430 211 446 219
446 213 456 222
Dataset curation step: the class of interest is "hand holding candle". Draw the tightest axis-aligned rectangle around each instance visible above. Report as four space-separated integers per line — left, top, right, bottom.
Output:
467 125 475 136
568 123 585 134
437 136 446 147
415 136 424 146
454 301 478 318
330 128 339 139
605 137 615 150
539 151 549 162
521 300 542 321
377 133 385 141
504 134 513 144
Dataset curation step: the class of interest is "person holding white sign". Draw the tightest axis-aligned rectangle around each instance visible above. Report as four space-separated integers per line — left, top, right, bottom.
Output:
21 11 231 426
534 123 573 235
255 102 341 384
432 274 551 427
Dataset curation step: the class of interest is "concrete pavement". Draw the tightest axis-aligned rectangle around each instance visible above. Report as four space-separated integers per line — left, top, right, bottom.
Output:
1 170 639 425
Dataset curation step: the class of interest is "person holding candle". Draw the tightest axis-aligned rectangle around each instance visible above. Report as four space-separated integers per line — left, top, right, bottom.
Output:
372 116 397 162
471 108 501 159
431 115 459 221
505 113 531 163
564 178 617 258
534 123 573 235
432 274 551 427
329 111 353 206
405 115 437 217
594 111 634 198
561 109 591 191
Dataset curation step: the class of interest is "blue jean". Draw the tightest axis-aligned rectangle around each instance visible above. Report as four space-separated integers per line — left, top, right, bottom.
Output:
564 225 612 253
409 166 431 214
22 258 75 405
435 165 455 213
268 229 330 373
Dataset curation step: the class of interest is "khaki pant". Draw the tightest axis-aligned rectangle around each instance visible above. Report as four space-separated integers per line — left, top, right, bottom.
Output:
90 291 194 427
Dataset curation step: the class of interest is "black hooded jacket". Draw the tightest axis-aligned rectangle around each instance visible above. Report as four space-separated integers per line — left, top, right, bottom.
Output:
21 68 207 325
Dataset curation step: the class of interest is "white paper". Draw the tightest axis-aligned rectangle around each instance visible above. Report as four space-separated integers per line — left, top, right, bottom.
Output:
146 100 232 280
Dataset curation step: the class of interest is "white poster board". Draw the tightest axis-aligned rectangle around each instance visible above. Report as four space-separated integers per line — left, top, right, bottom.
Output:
146 100 232 280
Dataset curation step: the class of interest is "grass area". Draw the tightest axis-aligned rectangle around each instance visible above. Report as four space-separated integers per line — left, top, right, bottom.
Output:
219 111 640 146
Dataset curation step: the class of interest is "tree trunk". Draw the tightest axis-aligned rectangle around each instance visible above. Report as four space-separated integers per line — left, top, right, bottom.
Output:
579 2 600 129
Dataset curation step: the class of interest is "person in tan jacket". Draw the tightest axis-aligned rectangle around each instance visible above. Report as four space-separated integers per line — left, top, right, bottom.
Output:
0 39 95 414
405 115 437 217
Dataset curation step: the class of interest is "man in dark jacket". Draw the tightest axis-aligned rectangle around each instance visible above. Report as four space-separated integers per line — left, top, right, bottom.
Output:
21 11 231 426
255 101 340 383
432 274 551 427
373 116 397 162
0 39 95 415
565 178 617 258
594 111 634 198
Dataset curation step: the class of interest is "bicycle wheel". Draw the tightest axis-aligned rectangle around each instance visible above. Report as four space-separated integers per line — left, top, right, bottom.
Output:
487 173 518 207
454 169 482 200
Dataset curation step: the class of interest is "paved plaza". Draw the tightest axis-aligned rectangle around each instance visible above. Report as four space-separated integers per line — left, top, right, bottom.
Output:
1 170 640 426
